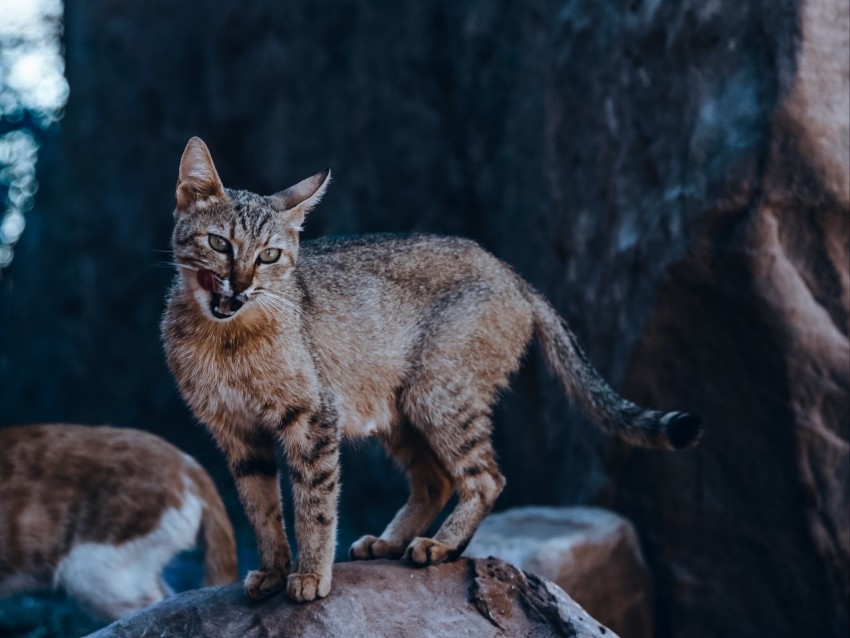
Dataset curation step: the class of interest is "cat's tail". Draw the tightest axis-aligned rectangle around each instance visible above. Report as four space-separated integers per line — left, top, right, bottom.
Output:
189 465 239 586
525 286 702 450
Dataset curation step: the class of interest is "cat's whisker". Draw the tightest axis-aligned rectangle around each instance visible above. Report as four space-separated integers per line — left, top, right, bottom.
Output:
252 293 284 316
159 261 199 272
259 290 302 313
258 295 302 324
253 296 275 322
265 296 299 313
262 299 302 320
150 261 200 272
256 291 303 318
271 300 304 320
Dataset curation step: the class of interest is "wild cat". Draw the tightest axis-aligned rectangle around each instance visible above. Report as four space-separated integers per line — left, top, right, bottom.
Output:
0 424 237 620
162 137 701 603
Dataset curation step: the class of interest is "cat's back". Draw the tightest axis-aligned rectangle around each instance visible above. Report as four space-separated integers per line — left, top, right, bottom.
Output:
300 233 493 270
293 234 534 421
298 233 519 305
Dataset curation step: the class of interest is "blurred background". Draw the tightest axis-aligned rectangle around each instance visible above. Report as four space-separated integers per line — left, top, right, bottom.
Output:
0 0 847 636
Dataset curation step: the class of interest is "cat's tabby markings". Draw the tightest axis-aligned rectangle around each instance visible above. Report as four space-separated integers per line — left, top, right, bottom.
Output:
162 137 701 603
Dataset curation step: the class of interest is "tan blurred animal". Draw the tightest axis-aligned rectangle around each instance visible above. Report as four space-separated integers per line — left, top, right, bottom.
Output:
0 424 237 620
162 137 701 603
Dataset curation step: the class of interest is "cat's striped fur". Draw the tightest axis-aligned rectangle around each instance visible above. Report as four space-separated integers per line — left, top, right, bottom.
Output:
161 137 701 602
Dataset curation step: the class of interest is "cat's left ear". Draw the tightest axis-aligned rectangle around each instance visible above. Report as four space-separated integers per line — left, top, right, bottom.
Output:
270 168 331 230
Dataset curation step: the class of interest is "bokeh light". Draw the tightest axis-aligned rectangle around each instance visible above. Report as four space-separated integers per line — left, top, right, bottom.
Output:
0 0 68 272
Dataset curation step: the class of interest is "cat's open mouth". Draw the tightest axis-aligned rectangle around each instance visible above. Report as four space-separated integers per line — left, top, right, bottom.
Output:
209 293 244 320
196 268 245 320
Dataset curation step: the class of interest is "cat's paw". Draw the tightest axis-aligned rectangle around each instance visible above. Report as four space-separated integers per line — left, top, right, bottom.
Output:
404 537 454 566
349 535 406 560
286 572 331 602
244 569 286 600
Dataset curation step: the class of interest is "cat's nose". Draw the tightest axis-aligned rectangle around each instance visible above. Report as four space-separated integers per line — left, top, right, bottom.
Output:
230 274 252 295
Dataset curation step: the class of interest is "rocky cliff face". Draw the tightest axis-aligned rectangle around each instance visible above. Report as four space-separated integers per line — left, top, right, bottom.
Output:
0 1 845 637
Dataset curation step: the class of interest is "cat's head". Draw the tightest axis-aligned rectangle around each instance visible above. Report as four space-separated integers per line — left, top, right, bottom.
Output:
171 137 330 322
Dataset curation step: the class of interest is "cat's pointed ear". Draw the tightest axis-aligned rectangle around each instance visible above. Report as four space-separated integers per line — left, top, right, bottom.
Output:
270 168 331 230
176 137 225 211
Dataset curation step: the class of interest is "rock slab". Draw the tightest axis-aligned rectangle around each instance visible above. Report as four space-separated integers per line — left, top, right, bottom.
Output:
466 507 653 638
85 558 618 638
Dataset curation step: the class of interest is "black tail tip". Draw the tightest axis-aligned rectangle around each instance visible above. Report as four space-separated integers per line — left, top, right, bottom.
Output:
660 411 703 450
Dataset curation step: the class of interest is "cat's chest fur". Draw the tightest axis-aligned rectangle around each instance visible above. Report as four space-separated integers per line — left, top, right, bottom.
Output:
165 313 318 430
168 319 408 445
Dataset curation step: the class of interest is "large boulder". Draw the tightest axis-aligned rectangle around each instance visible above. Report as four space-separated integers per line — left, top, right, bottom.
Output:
466 507 653 638
608 2 850 636
85 558 617 638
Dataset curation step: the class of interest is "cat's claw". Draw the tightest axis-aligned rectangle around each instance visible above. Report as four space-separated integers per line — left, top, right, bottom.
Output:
244 569 286 600
349 535 406 560
404 537 454 566
286 572 330 602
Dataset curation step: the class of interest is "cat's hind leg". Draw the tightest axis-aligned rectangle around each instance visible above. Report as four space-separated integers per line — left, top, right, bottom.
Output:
403 419 505 566
396 288 529 565
397 336 516 564
349 426 453 560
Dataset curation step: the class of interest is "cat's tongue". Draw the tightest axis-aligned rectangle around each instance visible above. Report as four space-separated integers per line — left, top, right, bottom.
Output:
197 269 217 293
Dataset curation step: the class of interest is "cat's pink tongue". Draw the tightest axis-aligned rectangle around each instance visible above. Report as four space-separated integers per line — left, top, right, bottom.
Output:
197 269 217 293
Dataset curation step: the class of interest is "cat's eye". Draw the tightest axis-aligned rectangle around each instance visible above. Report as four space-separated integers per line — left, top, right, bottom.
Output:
258 248 281 264
208 234 230 253
209 233 230 253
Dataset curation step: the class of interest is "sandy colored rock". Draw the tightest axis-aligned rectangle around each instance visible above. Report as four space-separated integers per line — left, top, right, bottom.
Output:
466 507 653 638
85 558 617 638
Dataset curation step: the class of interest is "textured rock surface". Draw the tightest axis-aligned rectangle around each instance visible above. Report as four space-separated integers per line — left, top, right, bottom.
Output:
466 507 653 638
0 1 846 637
85 559 616 638
610 2 850 637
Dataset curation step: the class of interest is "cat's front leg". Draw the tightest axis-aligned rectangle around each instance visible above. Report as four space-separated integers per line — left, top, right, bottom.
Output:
279 408 341 602
216 424 292 600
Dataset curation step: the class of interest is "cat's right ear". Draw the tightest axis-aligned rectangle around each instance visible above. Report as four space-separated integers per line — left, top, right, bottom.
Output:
270 169 331 230
175 137 225 212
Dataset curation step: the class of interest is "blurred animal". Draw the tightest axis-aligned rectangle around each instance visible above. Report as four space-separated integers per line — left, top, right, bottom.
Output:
162 137 701 603
0 424 237 620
